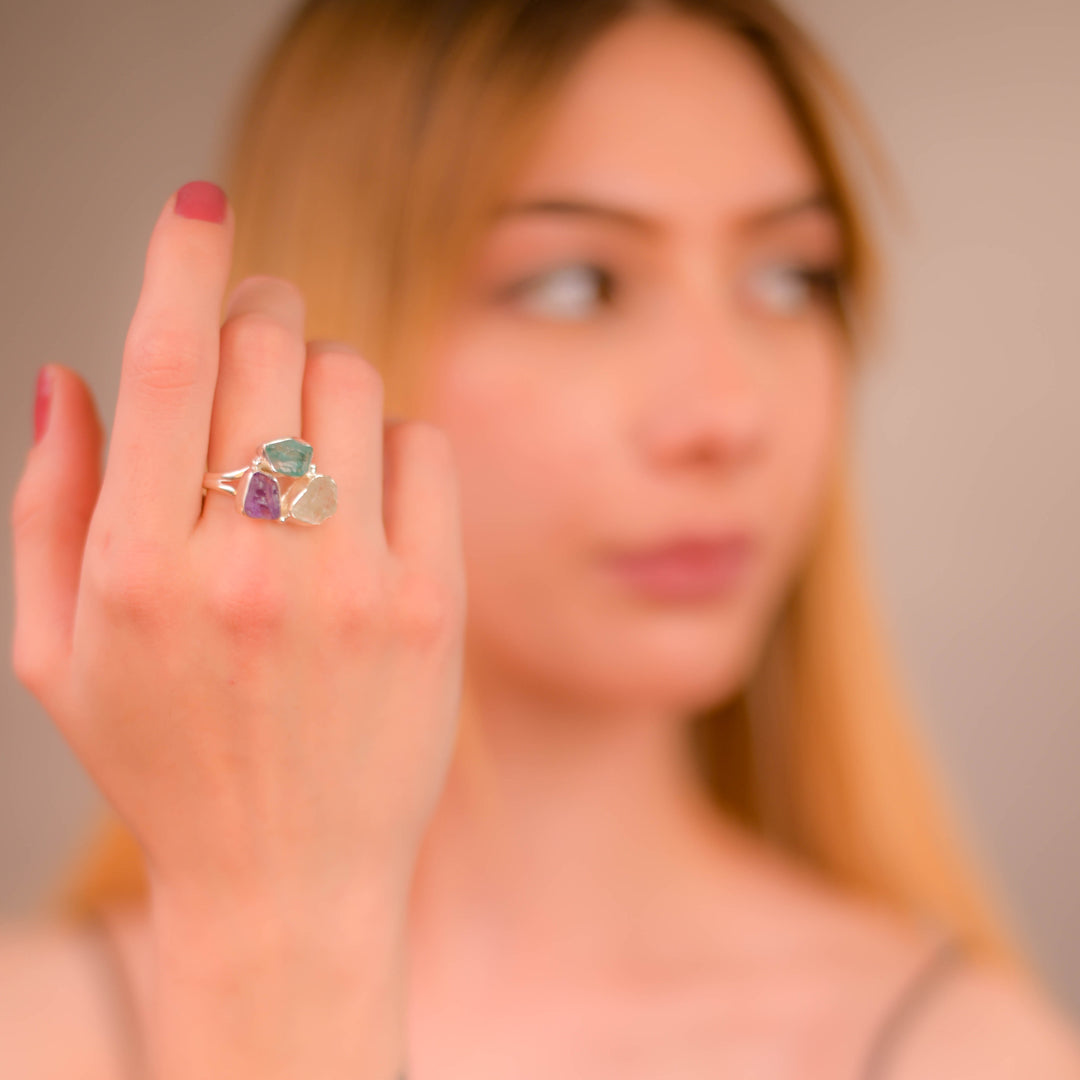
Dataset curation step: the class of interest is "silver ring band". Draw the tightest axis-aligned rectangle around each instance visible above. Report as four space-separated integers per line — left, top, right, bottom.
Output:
201 437 337 526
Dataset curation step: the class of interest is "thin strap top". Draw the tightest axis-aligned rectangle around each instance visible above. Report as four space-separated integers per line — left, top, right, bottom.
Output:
859 924 968 1079
81 907 966 1080
83 911 148 1080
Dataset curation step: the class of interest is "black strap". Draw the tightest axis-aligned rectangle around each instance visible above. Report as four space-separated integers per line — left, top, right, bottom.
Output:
83 912 149 1080
860 927 967 1079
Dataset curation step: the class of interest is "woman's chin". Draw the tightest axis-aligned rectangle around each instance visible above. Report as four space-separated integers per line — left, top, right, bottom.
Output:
579 628 760 714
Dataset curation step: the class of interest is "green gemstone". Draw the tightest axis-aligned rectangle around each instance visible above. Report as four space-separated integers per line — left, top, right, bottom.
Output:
289 475 337 525
263 438 313 477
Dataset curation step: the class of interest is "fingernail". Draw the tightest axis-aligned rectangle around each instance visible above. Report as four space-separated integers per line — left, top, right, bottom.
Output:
174 180 227 223
309 339 362 356
33 365 52 445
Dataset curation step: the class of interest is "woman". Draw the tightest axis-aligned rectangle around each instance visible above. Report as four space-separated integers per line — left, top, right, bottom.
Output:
5 0 1080 1077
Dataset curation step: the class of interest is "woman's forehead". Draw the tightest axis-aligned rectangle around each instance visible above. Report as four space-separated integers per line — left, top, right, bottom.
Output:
499 12 824 229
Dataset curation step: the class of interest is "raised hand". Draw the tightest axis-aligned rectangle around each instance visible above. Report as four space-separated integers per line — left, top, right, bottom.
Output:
10 180 467 1079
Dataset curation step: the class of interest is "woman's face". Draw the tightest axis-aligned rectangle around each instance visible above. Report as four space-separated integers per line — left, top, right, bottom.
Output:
420 12 848 715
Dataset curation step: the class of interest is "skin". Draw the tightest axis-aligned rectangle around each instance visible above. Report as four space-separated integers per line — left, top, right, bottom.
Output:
397 14 905 1077
406 0 851 1041
5 9 1080 1080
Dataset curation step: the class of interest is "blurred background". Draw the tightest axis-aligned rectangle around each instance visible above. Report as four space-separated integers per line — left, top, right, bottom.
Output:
1 0 1077 1016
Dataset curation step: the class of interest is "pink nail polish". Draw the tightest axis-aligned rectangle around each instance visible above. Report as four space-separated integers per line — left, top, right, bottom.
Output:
33 365 52 445
174 180 227 223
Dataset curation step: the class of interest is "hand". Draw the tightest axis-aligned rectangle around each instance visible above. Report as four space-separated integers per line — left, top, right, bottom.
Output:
10 181 467 920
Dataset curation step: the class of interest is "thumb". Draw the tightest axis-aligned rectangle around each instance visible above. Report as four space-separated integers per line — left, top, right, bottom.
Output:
10 364 106 704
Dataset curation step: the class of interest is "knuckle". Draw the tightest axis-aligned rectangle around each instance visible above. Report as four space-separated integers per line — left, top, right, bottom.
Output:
125 323 208 395
326 569 386 640
391 568 458 645
201 557 290 636
84 539 176 624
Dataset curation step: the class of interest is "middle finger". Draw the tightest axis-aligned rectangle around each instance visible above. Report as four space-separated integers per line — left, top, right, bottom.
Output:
201 275 307 528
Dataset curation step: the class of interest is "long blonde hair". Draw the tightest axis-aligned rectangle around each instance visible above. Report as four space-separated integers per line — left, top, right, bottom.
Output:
47 0 1036 983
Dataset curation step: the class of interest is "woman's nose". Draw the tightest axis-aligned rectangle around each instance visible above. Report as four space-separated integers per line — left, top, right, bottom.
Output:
630 305 768 468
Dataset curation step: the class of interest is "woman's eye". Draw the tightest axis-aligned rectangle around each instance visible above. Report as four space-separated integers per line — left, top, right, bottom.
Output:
507 263 615 321
744 262 841 316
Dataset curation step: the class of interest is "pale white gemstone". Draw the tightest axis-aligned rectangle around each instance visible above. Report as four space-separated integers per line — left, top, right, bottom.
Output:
288 474 337 525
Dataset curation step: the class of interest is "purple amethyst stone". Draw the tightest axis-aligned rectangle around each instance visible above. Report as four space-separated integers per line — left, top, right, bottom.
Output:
243 471 281 519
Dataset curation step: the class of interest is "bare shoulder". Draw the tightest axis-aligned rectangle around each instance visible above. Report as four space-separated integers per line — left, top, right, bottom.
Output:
886 957 1080 1080
0 915 134 1080
722 847 1080 1078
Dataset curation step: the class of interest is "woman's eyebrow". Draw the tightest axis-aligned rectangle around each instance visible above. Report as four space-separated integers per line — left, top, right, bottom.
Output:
491 196 660 234
490 189 837 234
740 190 838 231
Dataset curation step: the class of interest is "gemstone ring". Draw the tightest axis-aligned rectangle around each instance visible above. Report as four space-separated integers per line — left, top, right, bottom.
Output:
201 437 338 526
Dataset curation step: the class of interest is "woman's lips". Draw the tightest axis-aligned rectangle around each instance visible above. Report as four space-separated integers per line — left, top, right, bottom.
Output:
602 535 756 600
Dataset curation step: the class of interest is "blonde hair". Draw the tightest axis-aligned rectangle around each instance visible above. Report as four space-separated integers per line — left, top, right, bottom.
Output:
47 0 1036 984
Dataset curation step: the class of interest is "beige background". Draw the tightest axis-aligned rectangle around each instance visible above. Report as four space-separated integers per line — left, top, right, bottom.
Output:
1 0 1077 1016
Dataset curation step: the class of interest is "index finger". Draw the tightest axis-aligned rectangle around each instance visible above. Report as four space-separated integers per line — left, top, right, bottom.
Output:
97 181 234 543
